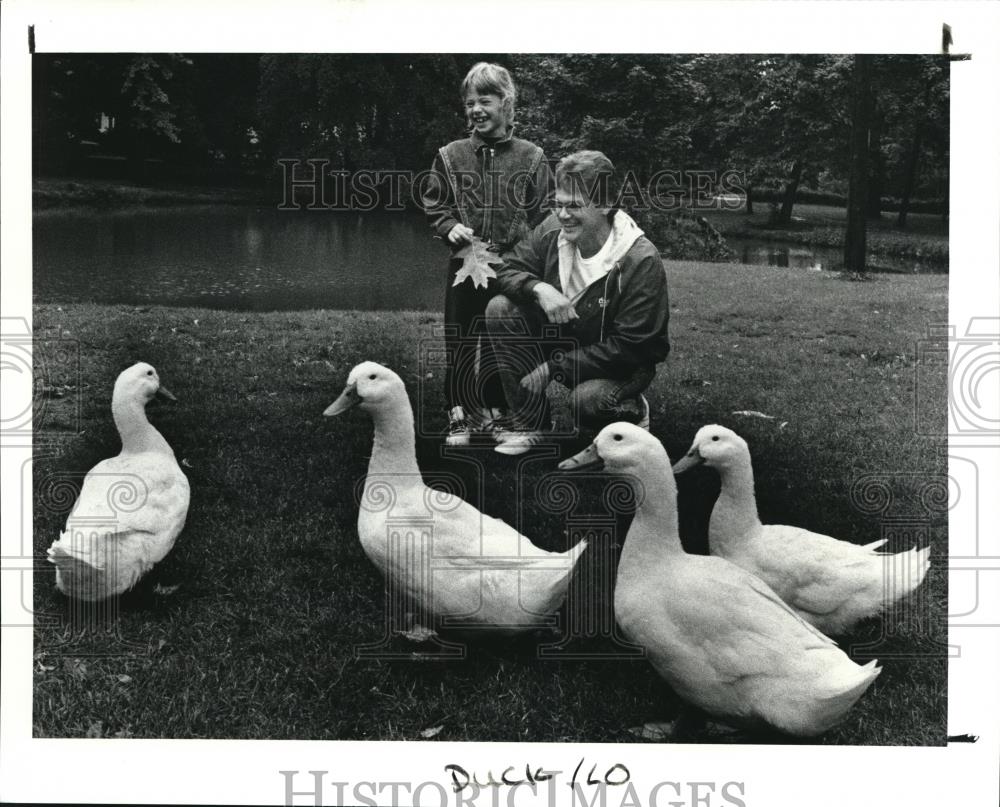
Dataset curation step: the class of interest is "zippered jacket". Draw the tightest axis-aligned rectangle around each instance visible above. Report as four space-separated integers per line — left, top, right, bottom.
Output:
493 213 670 382
422 130 553 249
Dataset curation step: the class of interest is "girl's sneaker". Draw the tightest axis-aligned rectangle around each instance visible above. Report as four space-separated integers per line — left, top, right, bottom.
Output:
480 407 508 439
494 428 544 455
445 406 471 446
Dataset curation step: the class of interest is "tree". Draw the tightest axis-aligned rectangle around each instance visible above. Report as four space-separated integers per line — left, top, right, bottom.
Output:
844 55 873 274
256 54 487 177
889 57 949 228
693 55 851 223
512 54 703 181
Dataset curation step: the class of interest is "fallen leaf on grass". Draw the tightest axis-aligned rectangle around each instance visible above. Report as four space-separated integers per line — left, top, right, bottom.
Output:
731 410 776 420
181 458 193 468
452 237 502 290
628 722 674 740
41 384 76 399
64 658 88 678
153 584 181 596
420 725 444 739
117 674 133 684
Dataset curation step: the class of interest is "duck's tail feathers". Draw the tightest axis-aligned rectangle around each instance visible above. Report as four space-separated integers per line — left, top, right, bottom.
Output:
47 530 143 601
886 545 932 602
530 538 588 616
47 538 111 601
812 658 881 731
836 659 882 703
910 545 932 590
863 538 889 551
566 538 588 566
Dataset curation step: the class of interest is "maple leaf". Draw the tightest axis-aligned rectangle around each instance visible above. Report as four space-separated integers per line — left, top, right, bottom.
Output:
452 237 502 290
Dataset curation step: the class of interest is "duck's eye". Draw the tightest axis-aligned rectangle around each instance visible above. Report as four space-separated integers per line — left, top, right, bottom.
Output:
368 374 376 380
712 435 719 441
146 370 153 376
613 434 623 442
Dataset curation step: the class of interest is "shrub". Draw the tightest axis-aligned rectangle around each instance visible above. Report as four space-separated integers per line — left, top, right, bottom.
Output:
631 207 736 262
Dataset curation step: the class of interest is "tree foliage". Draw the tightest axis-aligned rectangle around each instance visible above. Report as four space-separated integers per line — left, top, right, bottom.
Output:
34 53 949 212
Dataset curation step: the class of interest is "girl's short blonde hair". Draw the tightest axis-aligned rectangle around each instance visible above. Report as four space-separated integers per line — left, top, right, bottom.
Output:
461 62 516 124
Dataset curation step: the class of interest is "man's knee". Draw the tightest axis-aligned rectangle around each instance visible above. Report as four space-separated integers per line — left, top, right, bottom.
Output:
571 379 643 427
486 294 519 320
570 380 613 425
486 294 537 337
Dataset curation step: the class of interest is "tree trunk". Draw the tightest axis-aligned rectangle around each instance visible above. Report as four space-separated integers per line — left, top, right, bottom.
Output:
844 55 872 274
866 119 884 220
897 60 939 229
896 123 923 229
774 161 803 225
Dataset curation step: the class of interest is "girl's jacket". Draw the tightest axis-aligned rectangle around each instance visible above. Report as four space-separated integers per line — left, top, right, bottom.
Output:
423 129 553 250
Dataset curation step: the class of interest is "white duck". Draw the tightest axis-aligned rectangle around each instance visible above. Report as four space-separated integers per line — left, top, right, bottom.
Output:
672 425 931 635
560 423 880 737
47 362 190 600
324 361 586 632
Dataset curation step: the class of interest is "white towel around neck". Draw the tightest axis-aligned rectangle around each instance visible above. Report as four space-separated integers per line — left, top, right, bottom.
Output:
558 210 645 302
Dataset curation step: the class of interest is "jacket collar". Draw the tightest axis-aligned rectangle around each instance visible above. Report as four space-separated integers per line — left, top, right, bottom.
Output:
557 210 645 298
470 127 514 151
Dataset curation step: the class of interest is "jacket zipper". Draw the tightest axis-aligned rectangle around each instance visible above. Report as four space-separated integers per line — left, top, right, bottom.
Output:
483 147 495 244
599 268 612 343
599 263 624 343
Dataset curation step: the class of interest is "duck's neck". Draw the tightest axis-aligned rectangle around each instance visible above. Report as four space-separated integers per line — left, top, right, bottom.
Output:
367 402 420 479
113 397 173 456
710 458 762 549
620 458 685 576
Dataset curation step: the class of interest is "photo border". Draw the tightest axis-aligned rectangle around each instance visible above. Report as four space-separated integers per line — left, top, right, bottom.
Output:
2 2 998 806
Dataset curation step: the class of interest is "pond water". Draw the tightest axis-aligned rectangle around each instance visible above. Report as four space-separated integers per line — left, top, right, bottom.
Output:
33 206 942 312
33 206 445 312
724 235 945 275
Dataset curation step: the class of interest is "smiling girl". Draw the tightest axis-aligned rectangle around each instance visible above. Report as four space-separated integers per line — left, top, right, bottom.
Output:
423 62 553 446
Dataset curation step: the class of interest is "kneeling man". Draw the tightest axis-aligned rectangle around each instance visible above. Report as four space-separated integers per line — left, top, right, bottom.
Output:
486 150 670 455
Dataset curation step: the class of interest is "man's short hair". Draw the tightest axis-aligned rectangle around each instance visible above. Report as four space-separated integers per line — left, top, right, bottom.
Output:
556 150 619 218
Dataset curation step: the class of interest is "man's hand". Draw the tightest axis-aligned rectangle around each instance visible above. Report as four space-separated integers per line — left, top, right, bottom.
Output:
533 282 578 325
447 223 475 246
520 362 551 396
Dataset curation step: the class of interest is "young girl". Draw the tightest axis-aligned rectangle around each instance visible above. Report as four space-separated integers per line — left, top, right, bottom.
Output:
423 62 553 445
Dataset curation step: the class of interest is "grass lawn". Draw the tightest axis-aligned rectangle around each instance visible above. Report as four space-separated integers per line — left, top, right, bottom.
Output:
703 203 949 267
31 260 948 743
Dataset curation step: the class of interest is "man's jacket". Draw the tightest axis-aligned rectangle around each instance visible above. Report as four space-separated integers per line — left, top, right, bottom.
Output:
493 213 670 382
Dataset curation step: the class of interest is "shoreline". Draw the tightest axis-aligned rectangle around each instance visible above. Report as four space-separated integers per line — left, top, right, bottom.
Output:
33 177 269 210
33 178 948 266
